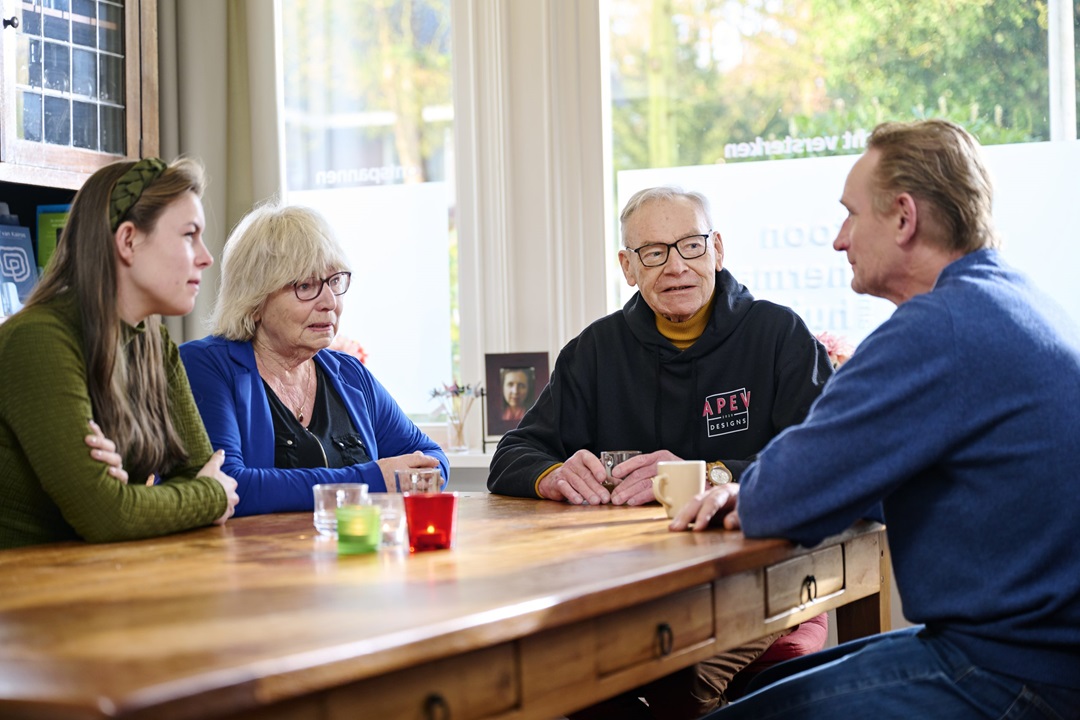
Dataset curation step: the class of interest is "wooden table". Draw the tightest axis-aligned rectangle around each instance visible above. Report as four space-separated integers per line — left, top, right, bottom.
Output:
0 494 887 720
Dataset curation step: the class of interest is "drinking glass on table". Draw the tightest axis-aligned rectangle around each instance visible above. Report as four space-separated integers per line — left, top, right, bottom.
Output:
312 483 368 536
600 450 641 492
394 467 443 494
368 493 407 547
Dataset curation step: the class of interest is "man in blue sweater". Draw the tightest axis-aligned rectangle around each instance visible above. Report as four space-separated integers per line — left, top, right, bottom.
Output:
673 119 1080 718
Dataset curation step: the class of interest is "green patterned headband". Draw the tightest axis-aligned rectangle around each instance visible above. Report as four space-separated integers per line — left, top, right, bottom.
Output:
109 157 168 231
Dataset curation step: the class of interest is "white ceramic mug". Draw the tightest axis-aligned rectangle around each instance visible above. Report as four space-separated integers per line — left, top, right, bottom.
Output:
651 460 706 519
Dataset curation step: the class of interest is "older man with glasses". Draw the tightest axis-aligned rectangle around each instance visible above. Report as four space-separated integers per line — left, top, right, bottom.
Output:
488 186 833 718
180 203 447 516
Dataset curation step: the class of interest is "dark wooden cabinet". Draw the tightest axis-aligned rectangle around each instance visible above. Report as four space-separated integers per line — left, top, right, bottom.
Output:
0 0 158 191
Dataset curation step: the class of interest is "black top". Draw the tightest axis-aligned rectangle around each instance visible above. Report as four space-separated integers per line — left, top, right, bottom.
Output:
487 269 834 497
264 364 372 469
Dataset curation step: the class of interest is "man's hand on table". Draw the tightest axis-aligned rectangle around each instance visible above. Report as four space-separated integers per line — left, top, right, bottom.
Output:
538 448 689 507
609 449 682 506
537 449 611 505
668 484 742 532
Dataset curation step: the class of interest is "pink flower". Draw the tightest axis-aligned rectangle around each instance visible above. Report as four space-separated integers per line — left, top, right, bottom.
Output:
329 335 368 364
816 331 854 369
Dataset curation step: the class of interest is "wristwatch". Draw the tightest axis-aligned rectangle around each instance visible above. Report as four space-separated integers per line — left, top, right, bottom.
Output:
706 460 733 486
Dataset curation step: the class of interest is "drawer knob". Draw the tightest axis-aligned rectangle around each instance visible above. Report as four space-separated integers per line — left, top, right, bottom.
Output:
801 575 818 604
655 622 674 656
424 692 451 720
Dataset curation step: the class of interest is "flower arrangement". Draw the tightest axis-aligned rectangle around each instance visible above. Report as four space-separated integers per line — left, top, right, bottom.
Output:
816 331 855 369
329 335 368 364
431 381 483 452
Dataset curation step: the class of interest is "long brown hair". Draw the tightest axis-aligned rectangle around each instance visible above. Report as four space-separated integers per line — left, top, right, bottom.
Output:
25 157 207 481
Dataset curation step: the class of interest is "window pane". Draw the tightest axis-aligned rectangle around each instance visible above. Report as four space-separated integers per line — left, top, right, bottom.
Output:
22 8 42 37
610 0 1048 175
72 100 98 149
19 91 43 142
72 47 96 97
16 37 42 88
281 0 456 419
607 0 1078 343
99 52 122 102
43 41 70 93
43 7 70 43
72 0 96 47
100 104 124 154
43 95 70 145
98 2 122 53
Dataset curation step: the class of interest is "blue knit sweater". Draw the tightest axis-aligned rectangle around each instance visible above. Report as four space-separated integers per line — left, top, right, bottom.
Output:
738 250 1080 688
180 336 448 516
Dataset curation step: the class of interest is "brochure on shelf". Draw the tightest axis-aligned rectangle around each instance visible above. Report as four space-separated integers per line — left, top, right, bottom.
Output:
0 225 38 315
35 204 71 272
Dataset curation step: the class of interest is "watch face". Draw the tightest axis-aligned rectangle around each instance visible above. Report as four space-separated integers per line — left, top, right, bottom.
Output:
709 465 731 484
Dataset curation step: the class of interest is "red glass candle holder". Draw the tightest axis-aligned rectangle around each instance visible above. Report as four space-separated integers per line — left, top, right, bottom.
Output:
403 492 458 552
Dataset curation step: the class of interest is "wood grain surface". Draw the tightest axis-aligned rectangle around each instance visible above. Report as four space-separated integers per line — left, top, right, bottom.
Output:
0 493 884 720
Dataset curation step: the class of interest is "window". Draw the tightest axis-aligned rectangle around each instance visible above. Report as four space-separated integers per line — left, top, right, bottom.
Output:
280 0 456 419
606 0 1080 344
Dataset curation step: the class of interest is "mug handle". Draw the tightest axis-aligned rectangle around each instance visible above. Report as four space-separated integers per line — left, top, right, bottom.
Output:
651 474 671 509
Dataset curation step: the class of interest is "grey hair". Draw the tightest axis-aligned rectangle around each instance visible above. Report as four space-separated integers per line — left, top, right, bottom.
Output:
210 203 351 340
619 186 714 245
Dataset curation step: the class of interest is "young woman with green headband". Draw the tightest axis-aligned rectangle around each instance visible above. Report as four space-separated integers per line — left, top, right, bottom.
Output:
0 157 239 549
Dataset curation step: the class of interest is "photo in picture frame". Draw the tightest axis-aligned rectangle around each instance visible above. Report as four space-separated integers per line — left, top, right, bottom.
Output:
484 352 550 438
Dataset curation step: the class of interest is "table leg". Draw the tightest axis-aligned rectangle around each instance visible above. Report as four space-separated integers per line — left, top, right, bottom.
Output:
836 538 892 643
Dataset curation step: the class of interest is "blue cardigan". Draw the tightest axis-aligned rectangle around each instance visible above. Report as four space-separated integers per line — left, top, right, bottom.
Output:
180 336 449 516
737 250 1080 689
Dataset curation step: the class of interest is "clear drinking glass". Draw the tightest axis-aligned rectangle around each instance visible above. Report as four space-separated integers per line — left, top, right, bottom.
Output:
367 493 407 547
394 468 443 494
312 483 368 536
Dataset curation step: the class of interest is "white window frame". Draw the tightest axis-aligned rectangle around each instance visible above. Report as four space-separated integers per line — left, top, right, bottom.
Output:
448 0 611 444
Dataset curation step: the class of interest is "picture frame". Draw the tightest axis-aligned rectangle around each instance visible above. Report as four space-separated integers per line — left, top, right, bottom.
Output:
484 352 550 439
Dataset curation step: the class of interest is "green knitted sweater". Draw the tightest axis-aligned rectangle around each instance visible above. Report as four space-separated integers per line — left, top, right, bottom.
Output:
0 293 226 549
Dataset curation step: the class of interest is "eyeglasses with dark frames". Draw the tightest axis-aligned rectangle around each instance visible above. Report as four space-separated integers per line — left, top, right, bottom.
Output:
626 232 712 268
293 271 352 301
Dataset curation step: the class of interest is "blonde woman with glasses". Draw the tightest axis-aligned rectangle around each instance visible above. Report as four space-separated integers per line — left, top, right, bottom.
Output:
179 204 447 516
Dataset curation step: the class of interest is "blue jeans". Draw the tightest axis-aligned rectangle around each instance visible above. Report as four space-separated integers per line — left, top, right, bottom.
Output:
706 627 1080 720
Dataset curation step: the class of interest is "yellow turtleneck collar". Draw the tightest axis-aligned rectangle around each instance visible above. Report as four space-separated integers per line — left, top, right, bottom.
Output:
655 294 715 350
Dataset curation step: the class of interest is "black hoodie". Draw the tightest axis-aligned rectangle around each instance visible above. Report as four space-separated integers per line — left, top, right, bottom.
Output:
487 270 833 497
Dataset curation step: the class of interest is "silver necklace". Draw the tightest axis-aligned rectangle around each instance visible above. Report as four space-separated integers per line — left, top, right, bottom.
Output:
293 362 314 423
257 351 314 424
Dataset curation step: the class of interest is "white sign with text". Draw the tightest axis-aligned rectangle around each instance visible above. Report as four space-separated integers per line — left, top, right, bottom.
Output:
617 140 1080 346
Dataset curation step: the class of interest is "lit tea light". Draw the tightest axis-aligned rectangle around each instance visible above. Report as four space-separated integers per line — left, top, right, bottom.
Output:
335 505 381 555
403 493 458 552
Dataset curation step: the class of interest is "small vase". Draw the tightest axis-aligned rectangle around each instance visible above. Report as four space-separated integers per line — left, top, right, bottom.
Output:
446 415 469 453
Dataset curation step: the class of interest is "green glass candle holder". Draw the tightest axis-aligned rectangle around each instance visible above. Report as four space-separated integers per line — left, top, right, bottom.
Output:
335 504 381 555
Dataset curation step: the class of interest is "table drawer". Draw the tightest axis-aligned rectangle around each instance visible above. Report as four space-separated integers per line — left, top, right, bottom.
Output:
595 584 714 675
325 644 518 720
765 544 844 618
